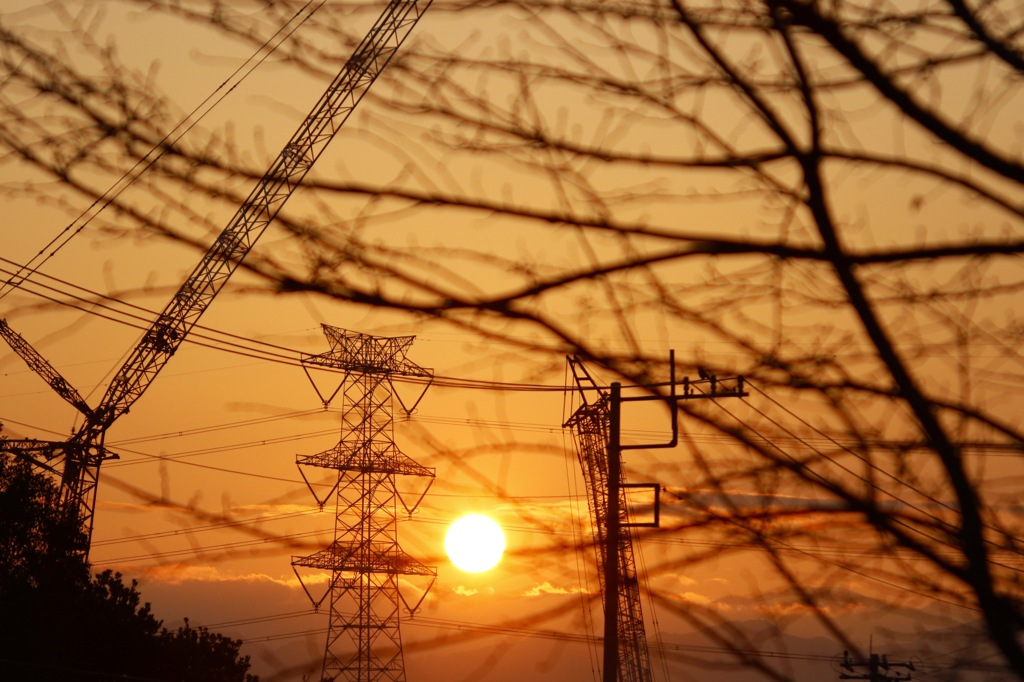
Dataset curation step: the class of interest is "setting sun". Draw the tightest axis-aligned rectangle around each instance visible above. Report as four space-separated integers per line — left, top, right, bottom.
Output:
444 514 505 573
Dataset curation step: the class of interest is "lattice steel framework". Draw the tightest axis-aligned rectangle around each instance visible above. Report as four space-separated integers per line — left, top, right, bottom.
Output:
294 325 434 682
564 357 654 682
0 0 432 554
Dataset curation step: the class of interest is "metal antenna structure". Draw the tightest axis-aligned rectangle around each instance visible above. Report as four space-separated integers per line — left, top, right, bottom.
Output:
294 325 435 682
0 0 432 555
564 357 655 682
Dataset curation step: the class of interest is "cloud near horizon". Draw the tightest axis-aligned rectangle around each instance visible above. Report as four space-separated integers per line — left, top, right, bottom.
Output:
523 581 590 597
138 561 329 589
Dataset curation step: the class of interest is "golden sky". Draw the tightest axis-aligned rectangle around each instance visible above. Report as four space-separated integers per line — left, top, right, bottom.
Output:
1 1 1020 680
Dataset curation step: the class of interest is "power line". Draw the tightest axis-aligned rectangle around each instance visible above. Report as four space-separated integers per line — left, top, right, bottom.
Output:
741 382 1021 565
90 508 322 548
8 259 1024 438
0 0 326 301
90 528 328 566
1 257 569 392
109 408 328 447
0 259 303 367
179 610 1011 678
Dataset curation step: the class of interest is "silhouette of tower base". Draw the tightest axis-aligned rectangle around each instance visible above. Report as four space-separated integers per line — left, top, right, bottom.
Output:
294 325 434 682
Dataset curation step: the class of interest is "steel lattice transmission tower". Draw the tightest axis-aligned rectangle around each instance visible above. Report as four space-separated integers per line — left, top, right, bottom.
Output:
294 325 435 682
564 357 654 682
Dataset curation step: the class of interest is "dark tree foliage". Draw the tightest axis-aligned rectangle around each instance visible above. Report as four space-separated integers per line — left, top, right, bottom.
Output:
0 451 259 682
159 619 261 682
0 451 89 593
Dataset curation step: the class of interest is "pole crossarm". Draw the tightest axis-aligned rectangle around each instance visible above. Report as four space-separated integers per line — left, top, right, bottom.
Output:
296 442 434 477
303 324 433 379
839 651 915 681
293 541 437 578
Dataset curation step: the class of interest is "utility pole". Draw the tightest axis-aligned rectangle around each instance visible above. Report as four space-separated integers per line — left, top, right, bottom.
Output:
565 353 746 682
839 651 915 682
604 380 628 682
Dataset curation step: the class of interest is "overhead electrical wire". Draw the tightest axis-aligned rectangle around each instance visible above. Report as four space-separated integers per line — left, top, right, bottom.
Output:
106 427 338 469
0 258 302 367
90 508 322 548
197 609 997 677
740 382 1021 566
745 382 959 515
9 255 1024 440
0 256 566 392
716 385 1017 555
109 408 328 447
0 0 327 302
90 527 327 567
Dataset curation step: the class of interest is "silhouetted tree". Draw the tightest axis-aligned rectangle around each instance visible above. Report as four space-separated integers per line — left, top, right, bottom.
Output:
1 1 1021 680
0 448 89 593
0 451 259 681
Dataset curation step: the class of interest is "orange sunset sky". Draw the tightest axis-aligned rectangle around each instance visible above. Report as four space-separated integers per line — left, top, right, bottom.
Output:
2 1 1020 680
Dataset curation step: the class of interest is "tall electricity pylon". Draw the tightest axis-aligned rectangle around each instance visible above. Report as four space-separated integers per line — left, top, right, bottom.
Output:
294 325 435 682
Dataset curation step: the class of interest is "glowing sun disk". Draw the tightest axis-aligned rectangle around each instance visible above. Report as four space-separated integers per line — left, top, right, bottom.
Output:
445 514 505 573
